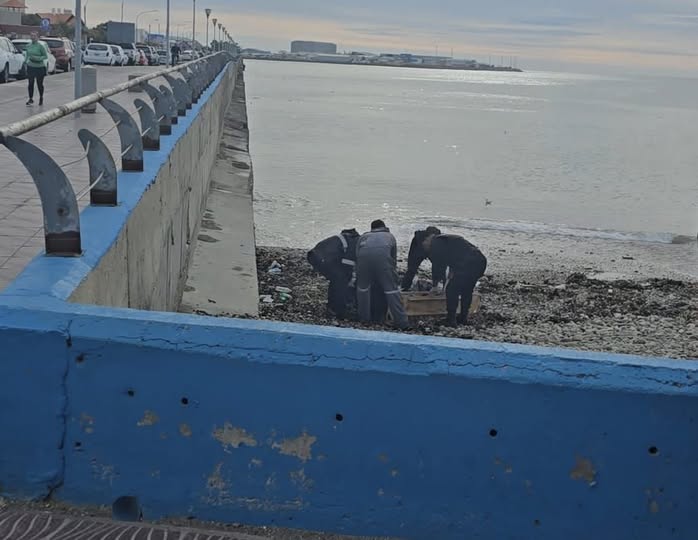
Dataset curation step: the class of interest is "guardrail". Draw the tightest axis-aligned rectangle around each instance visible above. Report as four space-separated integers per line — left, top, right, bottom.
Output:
0 52 234 256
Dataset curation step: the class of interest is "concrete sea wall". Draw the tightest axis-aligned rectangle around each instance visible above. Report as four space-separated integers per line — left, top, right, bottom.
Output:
67 61 239 310
0 61 697 540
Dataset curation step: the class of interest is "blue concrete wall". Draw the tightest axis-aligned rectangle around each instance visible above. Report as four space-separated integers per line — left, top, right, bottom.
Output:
0 300 697 539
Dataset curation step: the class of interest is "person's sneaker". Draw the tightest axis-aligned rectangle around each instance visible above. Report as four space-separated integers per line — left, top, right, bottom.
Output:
39 97 43 106
26 99 33 105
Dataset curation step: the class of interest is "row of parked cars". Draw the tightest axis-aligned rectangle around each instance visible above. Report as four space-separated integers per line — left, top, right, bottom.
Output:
0 35 75 82
0 37 180 83
83 43 168 67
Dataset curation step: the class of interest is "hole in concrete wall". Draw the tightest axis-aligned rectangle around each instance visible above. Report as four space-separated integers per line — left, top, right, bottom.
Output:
648 446 659 456
75 354 85 364
112 496 143 522
534 519 541 527
74 441 82 448
127 389 135 397
335 414 344 422
489 429 498 438
181 397 189 405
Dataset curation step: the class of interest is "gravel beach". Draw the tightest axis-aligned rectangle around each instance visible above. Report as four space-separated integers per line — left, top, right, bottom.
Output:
253 246 698 360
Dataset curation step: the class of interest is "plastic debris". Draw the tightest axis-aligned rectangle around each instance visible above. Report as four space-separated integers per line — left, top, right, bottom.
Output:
279 292 292 302
275 286 292 294
260 295 274 303
268 260 283 274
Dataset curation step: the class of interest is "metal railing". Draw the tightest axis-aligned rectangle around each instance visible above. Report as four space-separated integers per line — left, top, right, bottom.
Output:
0 52 235 256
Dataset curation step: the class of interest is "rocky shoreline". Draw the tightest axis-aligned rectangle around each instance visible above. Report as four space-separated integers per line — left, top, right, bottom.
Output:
254 247 698 360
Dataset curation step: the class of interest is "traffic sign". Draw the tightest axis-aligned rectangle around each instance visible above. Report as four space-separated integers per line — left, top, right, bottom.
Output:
40 18 50 31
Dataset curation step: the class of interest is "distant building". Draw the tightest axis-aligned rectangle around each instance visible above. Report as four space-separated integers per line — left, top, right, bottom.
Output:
35 9 83 27
290 40 336 54
0 0 26 25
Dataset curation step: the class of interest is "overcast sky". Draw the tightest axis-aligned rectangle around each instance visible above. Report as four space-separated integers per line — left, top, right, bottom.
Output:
32 0 698 73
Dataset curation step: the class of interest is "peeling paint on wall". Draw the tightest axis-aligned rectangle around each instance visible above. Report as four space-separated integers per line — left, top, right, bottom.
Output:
179 423 192 438
272 431 317 462
137 410 159 427
290 468 314 492
212 422 257 451
80 413 95 434
570 456 597 486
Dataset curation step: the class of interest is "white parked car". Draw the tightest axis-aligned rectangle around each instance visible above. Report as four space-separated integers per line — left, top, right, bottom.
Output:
83 43 114 65
180 49 193 61
0 36 25 82
109 45 128 66
12 39 57 75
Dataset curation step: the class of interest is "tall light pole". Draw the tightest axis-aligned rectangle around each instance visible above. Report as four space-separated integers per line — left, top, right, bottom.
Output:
217 22 221 51
211 17 217 50
205 8 211 49
192 0 196 49
74 0 82 104
166 0 170 64
135 10 157 42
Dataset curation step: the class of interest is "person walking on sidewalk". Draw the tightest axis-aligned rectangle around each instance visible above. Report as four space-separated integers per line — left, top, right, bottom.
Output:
24 32 48 106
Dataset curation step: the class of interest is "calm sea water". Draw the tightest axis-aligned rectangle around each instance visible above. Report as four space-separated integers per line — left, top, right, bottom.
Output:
245 60 698 275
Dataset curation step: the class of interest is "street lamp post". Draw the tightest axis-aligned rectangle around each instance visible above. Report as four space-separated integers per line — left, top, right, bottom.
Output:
218 22 221 51
135 9 158 42
211 18 217 50
166 0 170 64
205 8 211 49
192 0 196 50
74 0 82 105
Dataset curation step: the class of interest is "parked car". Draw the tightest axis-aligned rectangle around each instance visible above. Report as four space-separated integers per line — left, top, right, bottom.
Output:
156 49 168 64
109 45 128 66
43 37 74 71
119 42 139 65
136 43 154 65
180 49 193 61
0 36 25 82
12 39 56 74
83 43 114 65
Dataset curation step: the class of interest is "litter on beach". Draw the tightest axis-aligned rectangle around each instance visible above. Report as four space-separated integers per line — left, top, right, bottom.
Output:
268 260 283 274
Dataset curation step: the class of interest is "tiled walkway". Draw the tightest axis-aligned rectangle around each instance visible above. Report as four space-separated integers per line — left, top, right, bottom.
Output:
0 66 172 291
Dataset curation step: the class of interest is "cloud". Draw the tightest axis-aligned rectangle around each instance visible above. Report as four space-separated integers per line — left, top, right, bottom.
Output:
25 0 698 73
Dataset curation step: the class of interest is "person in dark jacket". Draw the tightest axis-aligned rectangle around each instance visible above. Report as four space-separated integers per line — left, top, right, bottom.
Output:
420 231 487 326
355 220 409 329
307 228 360 318
401 226 442 291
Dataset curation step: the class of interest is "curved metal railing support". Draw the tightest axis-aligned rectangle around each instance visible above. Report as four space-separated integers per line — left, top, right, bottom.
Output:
78 129 118 206
134 98 160 150
158 85 179 125
163 74 190 116
140 82 172 135
99 98 145 171
2 136 81 255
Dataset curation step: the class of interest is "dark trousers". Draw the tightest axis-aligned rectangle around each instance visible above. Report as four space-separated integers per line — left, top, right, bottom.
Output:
308 252 352 318
446 254 487 323
27 66 45 100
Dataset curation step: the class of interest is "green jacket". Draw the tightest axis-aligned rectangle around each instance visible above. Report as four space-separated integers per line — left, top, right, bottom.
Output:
24 41 48 68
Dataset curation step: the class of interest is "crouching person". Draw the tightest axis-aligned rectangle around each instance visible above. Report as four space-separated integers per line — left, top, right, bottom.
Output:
307 228 360 319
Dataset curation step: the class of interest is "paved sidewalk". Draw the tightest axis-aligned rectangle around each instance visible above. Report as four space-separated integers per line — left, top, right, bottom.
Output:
0 66 173 291
0 509 268 539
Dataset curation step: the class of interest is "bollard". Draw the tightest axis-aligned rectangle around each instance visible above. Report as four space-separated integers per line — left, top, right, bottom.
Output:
128 74 143 92
81 67 97 113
